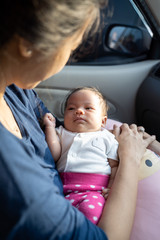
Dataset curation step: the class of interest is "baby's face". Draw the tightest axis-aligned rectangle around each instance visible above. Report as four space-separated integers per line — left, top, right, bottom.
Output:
64 90 107 133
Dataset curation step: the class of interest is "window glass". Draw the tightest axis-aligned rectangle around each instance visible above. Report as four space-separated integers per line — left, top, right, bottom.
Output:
68 0 152 65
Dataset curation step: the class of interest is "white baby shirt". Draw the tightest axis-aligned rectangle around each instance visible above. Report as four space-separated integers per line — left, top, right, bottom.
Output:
56 126 119 175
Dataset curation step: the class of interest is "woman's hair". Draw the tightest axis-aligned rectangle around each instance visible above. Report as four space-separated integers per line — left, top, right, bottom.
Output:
0 0 107 54
64 86 109 116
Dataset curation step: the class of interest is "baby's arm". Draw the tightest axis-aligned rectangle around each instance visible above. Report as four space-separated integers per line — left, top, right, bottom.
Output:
43 113 61 162
102 159 118 199
108 159 118 188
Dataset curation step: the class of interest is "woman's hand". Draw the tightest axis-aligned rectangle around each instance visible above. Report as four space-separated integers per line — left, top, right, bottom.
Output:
142 130 160 156
98 123 155 240
113 123 155 167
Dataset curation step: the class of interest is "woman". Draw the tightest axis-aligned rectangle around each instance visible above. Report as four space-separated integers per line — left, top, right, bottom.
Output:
0 1 155 239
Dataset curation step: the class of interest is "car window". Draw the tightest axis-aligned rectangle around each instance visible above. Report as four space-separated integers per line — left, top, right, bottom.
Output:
68 0 152 65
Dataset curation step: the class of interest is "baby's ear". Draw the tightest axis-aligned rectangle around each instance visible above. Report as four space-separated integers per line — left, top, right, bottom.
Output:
101 116 107 128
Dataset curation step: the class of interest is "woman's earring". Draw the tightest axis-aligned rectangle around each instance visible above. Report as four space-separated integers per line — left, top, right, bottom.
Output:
20 47 33 58
26 49 32 57
19 38 33 58
22 48 33 58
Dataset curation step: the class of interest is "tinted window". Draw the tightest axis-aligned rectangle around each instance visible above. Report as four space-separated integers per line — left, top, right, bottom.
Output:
68 0 151 65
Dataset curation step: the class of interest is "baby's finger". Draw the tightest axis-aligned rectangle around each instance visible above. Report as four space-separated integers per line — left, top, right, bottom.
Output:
103 193 109 200
102 188 110 195
102 188 111 199
48 114 55 122
102 188 111 198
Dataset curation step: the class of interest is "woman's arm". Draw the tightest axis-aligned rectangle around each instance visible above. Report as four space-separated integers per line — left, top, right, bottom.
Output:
98 124 155 240
43 113 61 162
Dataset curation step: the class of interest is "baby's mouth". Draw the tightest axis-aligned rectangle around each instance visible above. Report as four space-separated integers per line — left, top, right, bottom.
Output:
74 117 85 122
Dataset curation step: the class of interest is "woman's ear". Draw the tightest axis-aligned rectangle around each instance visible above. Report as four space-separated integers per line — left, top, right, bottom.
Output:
101 116 107 128
18 37 33 58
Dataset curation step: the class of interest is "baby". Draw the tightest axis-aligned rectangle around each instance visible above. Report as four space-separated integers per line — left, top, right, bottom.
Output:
43 87 119 224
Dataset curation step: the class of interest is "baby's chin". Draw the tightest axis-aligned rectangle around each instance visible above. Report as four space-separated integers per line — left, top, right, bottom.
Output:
65 125 102 133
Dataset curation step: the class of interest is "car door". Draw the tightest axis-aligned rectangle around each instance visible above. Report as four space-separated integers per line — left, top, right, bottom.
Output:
35 0 160 139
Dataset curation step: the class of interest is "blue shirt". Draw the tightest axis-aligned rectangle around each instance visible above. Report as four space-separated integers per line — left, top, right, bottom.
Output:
0 85 108 240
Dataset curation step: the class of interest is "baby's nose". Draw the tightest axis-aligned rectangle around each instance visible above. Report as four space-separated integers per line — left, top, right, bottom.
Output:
76 108 84 114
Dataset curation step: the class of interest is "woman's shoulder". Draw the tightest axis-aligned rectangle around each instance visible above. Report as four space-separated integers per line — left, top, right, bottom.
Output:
6 84 39 106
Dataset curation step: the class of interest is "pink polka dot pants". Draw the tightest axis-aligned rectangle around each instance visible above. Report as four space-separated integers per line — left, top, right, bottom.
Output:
60 172 109 224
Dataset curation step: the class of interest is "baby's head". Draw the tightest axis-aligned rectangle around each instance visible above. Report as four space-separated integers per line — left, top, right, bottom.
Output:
64 87 108 133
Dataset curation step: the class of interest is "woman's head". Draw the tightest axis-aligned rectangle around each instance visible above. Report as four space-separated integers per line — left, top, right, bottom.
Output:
0 0 107 89
0 0 107 54
64 87 109 133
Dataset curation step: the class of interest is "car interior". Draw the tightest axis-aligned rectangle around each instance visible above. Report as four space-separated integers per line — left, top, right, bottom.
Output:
36 0 160 141
34 1 160 239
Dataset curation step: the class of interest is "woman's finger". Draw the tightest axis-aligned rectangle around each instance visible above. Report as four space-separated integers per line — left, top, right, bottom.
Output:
144 135 156 147
137 126 145 133
120 123 132 133
137 126 146 138
129 124 138 133
112 124 121 140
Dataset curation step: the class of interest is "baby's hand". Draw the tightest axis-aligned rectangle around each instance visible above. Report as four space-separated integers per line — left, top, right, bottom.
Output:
102 188 111 200
43 113 56 128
